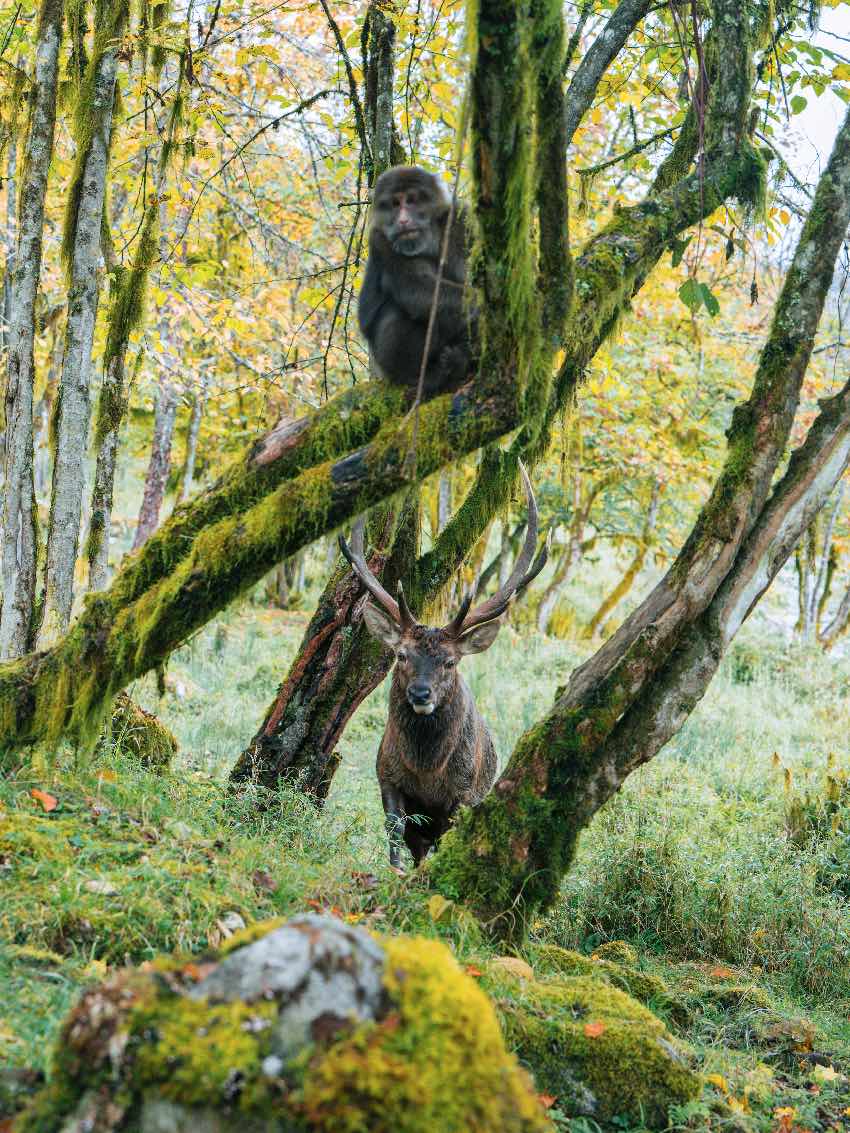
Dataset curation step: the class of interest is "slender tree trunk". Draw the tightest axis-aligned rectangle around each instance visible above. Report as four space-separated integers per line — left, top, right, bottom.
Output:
0 0 62 659
585 482 660 639
820 578 850 650
180 374 206 501
1 132 17 354
132 375 179 551
39 30 122 644
34 319 63 500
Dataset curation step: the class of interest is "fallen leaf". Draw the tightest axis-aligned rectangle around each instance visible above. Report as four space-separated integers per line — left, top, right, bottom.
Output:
428 894 454 922
351 871 378 890
706 1073 730 1093
538 1094 557 1109
30 789 58 812
465 965 482 978
710 965 735 979
251 869 278 893
584 1021 606 1038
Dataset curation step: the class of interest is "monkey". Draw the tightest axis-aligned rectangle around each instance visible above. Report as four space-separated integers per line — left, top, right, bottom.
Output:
358 165 476 398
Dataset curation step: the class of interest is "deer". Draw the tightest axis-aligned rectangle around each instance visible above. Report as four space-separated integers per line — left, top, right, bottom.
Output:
339 462 548 872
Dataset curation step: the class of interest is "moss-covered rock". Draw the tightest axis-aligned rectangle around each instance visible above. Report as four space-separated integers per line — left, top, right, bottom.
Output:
488 967 700 1128
533 943 669 1008
16 915 549 1133
106 692 177 771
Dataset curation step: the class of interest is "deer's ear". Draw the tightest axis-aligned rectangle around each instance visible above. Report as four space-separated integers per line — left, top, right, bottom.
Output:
456 618 501 655
362 601 403 648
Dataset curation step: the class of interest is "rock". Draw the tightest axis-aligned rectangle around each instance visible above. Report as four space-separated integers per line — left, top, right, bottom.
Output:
533 942 669 1008
17 915 549 1133
488 968 700 1128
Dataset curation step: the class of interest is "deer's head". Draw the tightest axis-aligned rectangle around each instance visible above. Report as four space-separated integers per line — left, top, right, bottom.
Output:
339 462 548 717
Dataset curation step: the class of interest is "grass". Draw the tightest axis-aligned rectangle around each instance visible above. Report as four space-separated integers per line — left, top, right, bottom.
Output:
1 588 849 1130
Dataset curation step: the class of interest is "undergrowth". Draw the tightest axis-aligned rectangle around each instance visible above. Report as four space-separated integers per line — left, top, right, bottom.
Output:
1 601 849 1130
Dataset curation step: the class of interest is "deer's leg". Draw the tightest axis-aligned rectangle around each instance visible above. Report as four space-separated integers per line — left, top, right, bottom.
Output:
404 820 430 866
381 785 406 870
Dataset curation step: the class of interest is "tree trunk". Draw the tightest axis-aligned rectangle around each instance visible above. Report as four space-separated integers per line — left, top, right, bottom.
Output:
87 77 179 589
180 374 206 501
584 481 660 639
232 499 417 797
0 0 62 659
430 101 850 937
132 375 179 550
39 24 122 644
1 131 17 353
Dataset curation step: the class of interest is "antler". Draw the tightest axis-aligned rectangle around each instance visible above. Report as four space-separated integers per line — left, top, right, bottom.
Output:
442 460 549 637
338 519 416 629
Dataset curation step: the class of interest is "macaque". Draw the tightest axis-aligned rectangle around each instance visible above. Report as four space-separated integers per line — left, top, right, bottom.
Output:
358 166 476 397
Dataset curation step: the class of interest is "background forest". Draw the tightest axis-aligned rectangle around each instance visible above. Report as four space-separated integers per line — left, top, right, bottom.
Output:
1 0 850 1131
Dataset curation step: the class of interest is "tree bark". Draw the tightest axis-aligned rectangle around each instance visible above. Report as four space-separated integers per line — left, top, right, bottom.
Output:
39 22 123 644
0 0 62 659
132 375 179 550
429 99 850 937
1 131 17 353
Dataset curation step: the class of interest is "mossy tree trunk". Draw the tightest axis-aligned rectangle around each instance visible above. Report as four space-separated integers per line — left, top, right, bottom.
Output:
430 101 850 938
0 0 63 659
38 0 127 645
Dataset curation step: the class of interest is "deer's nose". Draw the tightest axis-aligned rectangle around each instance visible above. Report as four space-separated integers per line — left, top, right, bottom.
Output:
407 681 432 705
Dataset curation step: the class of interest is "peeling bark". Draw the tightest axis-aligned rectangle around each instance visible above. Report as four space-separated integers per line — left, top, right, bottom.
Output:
0 0 63 659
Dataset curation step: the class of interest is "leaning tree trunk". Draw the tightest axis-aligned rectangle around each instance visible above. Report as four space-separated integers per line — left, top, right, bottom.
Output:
232 498 417 797
39 9 125 644
430 98 850 939
0 0 62 659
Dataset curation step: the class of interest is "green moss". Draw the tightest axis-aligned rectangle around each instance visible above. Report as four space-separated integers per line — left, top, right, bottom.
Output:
106 692 177 771
532 944 669 1009
17 927 550 1133
492 973 700 1127
300 936 550 1131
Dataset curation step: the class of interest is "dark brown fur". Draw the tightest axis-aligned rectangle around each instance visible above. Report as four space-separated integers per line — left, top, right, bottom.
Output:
374 626 497 868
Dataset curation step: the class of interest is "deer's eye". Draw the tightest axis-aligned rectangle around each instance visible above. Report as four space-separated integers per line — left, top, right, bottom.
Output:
397 649 407 662
444 657 456 668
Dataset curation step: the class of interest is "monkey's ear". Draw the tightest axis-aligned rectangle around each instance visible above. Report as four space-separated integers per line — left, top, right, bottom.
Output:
362 602 403 648
456 618 502 655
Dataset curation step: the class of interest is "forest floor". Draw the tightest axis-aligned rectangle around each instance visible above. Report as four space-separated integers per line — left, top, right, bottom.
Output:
1 594 849 1131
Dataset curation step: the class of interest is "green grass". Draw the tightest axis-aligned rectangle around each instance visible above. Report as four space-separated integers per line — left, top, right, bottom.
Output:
1 596 849 1130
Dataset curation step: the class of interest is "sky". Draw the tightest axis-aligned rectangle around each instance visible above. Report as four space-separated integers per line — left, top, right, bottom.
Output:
784 6 850 172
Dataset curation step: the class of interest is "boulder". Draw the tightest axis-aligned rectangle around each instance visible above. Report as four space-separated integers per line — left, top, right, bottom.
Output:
17 915 549 1133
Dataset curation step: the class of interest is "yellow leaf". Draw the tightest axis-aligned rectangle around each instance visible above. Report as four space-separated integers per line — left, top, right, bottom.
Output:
706 1073 730 1093
427 894 454 922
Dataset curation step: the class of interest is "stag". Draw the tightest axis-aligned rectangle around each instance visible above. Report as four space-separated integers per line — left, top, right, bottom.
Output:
339 463 548 871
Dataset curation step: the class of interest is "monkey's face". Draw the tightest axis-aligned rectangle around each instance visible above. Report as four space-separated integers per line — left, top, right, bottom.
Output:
372 170 445 258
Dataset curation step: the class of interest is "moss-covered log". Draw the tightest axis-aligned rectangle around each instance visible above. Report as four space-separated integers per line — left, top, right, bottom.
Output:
430 98 850 936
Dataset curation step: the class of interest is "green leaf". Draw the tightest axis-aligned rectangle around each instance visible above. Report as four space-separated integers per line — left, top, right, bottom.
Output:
670 235 692 268
699 283 720 317
678 277 703 312
790 94 808 114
